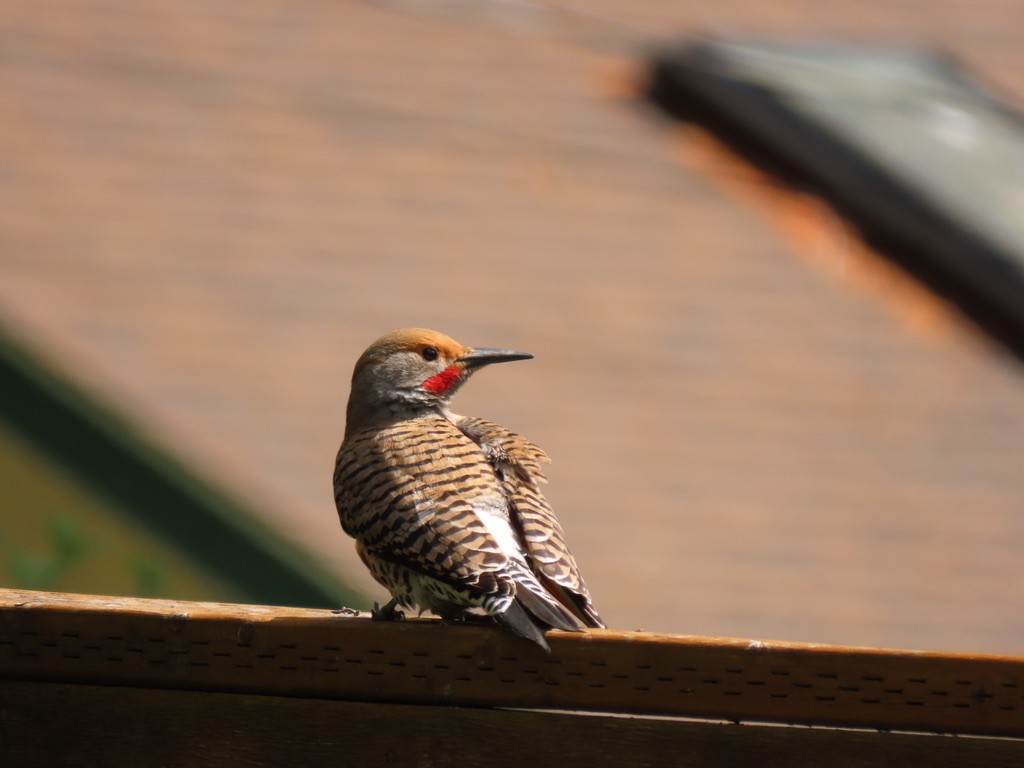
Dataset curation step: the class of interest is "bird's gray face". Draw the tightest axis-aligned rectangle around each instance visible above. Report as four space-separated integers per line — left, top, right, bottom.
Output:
347 336 474 427
345 328 533 434
368 345 466 403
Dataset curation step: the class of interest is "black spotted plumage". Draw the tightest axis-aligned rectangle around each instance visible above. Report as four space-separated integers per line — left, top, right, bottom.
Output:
456 416 604 628
333 328 604 651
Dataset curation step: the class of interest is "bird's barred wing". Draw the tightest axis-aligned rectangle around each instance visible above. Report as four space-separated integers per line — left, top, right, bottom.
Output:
334 418 515 599
456 416 605 628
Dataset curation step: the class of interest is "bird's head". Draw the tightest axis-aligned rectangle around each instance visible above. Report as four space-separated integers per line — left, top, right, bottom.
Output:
345 328 532 434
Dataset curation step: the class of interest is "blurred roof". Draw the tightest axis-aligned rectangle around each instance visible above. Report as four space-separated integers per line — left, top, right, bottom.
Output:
1 0 1023 653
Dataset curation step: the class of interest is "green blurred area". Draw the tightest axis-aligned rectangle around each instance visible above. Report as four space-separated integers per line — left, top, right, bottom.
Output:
0 417 238 601
0 322 364 610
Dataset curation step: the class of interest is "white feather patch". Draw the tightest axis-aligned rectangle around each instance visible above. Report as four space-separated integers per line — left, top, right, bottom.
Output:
474 500 526 562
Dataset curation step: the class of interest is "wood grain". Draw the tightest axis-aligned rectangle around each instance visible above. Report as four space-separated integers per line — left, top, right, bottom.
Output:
2 680 1022 768
2 588 1022 738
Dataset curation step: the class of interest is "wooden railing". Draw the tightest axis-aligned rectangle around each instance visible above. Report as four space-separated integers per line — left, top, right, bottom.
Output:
1 588 1021 766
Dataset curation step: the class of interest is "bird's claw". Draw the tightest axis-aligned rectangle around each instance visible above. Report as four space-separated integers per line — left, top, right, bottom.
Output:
371 600 405 621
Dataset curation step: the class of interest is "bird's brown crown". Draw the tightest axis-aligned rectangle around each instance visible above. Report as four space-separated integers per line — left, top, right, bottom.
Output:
345 328 479 437
352 328 471 379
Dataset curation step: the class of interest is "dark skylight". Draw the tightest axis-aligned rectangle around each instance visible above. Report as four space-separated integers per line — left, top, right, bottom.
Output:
651 39 1024 343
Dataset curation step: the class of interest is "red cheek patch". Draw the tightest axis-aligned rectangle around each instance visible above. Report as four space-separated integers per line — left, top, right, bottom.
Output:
422 365 462 394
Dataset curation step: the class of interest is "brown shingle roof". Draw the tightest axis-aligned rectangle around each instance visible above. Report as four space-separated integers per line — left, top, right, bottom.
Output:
1 0 1023 653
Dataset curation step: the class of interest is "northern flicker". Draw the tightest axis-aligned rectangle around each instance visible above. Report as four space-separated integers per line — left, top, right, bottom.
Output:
333 328 604 651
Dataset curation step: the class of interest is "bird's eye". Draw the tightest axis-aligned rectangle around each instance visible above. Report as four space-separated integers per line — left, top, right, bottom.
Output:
421 346 439 361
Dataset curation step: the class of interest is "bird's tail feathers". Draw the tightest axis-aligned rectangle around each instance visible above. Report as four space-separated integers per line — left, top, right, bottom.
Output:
539 573 606 629
494 578 585 653
514 582 581 633
579 601 605 629
495 599 551 652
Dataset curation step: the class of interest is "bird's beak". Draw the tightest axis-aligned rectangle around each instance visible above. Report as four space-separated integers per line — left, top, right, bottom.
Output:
458 347 534 368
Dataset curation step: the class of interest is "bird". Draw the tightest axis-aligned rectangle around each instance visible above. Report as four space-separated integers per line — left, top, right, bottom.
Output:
333 328 604 651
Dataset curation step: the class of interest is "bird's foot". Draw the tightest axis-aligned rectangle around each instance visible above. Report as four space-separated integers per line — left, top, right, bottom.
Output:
371 599 405 621
331 606 361 617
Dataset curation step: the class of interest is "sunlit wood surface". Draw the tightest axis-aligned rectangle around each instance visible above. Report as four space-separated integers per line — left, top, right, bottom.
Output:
1 589 1022 766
